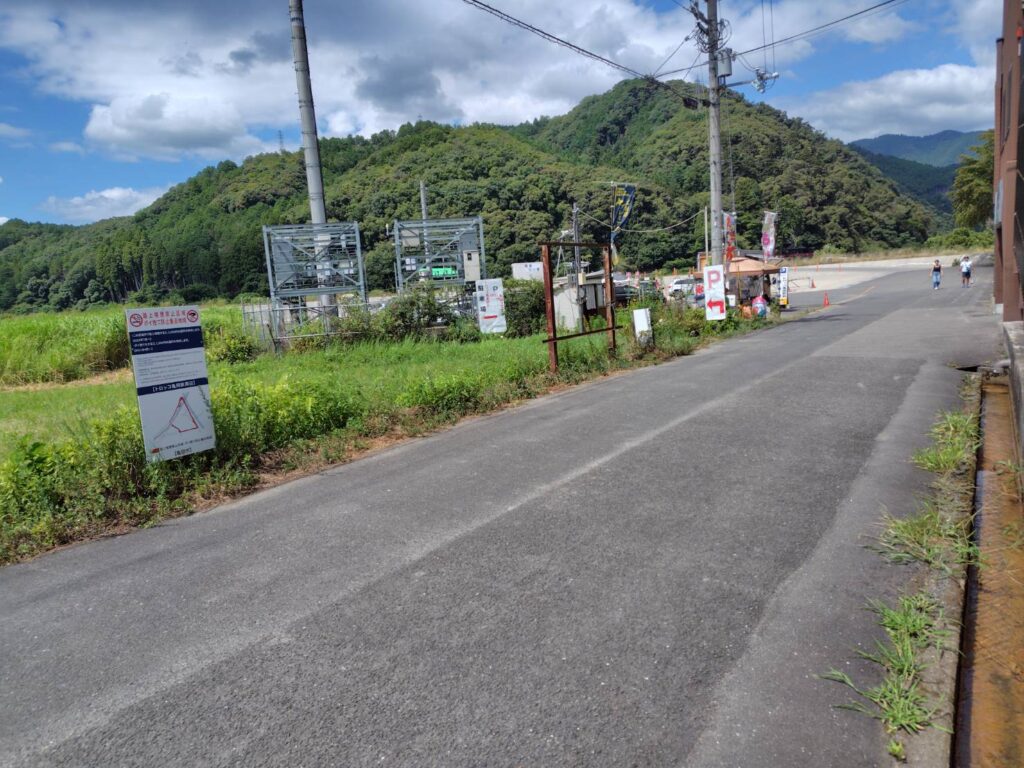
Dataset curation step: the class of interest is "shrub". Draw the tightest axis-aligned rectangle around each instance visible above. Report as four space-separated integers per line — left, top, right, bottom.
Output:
206 328 259 363
504 279 546 337
376 289 455 340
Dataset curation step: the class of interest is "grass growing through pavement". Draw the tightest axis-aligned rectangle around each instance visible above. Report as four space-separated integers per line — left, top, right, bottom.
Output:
823 593 945 735
823 379 981 761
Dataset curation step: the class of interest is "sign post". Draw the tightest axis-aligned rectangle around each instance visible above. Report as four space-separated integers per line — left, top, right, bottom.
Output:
475 278 507 334
126 306 216 462
703 264 727 321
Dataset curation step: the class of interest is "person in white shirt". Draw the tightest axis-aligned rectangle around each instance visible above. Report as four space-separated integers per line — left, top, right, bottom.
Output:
960 256 972 287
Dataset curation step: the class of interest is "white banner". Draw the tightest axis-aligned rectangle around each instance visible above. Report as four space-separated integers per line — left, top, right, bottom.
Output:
703 265 727 321
126 306 215 463
778 266 789 307
761 211 777 260
475 278 507 334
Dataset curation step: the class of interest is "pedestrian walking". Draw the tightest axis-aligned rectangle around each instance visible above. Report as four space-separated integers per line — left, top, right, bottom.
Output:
931 259 942 290
960 256 973 287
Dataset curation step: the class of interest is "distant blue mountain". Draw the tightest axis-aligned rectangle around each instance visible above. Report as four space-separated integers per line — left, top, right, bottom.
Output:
850 130 987 167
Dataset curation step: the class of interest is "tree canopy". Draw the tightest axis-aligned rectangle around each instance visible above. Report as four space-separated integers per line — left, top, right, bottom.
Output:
951 130 995 230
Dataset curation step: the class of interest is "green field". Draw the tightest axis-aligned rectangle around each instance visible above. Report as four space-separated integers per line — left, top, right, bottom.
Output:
0 303 245 386
0 299 769 563
0 331 563 461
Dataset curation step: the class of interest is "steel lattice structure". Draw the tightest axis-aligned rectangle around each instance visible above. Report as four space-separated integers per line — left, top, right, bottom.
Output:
393 217 486 291
262 222 367 304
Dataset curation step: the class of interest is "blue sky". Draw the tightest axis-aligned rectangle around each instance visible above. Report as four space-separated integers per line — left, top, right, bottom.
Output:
0 0 999 226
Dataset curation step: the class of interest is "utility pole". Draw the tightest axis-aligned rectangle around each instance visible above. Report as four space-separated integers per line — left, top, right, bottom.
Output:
571 200 581 273
419 180 429 221
289 0 326 227
704 0 723 267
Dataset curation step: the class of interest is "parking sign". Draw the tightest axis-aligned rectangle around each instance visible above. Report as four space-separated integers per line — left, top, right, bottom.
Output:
703 265 726 321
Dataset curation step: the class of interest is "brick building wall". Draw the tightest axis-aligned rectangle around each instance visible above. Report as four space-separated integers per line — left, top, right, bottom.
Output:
996 2 1024 321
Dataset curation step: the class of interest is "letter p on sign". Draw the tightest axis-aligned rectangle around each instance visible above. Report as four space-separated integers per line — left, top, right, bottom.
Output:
703 264 727 321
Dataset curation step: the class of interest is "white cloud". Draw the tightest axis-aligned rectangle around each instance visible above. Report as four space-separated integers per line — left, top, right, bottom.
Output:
49 140 85 154
0 122 30 139
41 185 168 224
787 63 994 141
0 0 976 160
0 216 9 225
949 0 1000 65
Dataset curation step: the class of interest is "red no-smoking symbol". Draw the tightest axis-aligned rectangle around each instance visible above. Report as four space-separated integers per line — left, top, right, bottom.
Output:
186 310 199 322
129 313 144 327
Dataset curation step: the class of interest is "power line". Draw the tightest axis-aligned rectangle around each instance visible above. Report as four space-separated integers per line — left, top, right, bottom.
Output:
460 0 703 107
737 0 911 57
578 207 701 234
657 0 911 78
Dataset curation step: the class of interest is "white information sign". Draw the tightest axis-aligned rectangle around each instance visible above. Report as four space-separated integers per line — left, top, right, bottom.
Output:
632 307 652 347
778 266 789 307
475 278 508 334
703 265 727 321
126 305 215 462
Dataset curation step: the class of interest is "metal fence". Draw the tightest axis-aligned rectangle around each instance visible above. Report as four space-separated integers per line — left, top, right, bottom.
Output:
241 299 376 351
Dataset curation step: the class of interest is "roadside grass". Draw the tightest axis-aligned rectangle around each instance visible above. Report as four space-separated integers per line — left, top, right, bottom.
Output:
0 304 248 387
823 378 982 761
822 593 944 738
0 302 778 563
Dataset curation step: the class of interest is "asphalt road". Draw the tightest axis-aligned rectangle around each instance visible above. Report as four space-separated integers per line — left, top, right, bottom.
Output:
0 268 1002 767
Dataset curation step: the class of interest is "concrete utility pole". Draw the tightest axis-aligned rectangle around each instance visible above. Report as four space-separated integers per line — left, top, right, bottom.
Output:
289 0 326 226
419 180 429 221
706 0 724 267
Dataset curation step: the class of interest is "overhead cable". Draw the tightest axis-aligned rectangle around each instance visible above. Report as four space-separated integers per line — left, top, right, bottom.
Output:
657 0 911 78
460 0 703 107
579 208 702 234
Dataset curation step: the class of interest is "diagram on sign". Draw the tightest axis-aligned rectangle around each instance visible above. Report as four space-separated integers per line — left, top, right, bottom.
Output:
153 393 202 441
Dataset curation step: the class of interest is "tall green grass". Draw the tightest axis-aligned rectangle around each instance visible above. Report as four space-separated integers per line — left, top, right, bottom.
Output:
0 304 248 386
0 303 775 562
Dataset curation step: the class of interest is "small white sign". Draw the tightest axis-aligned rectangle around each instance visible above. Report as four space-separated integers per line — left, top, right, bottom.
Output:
778 266 789 307
475 278 507 334
126 306 216 462
703 265 727 321
632 307 652 347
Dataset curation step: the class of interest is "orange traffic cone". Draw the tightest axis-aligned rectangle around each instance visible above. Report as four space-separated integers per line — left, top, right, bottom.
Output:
823 293 830 307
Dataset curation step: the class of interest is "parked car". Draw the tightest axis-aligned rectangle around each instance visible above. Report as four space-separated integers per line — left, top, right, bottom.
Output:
668 277 704 307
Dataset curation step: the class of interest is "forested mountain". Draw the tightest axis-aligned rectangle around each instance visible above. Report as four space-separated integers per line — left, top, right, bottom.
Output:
850 147 956 215
514 82 933 254
1 79 937 314
850 130 985 167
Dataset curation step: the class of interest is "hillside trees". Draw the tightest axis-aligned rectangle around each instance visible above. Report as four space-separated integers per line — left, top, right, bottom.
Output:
0 80 939 313
951 130 994 229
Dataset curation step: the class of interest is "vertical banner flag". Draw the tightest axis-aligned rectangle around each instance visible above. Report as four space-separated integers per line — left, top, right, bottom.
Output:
126 306 215 462
761 211 777 260
610 184 636 263
703 264 727 321
475 278 507 334
722 212 738 262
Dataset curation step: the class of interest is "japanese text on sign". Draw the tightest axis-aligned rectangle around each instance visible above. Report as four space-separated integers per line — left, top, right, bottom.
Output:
126 305 216 463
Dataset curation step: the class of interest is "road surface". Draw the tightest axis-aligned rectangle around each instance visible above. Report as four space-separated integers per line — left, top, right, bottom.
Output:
0 266 1001 767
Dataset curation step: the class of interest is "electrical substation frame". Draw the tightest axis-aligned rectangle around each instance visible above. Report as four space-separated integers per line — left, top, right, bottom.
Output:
262 222 367 305
393 216 486 291
539 242 619 374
